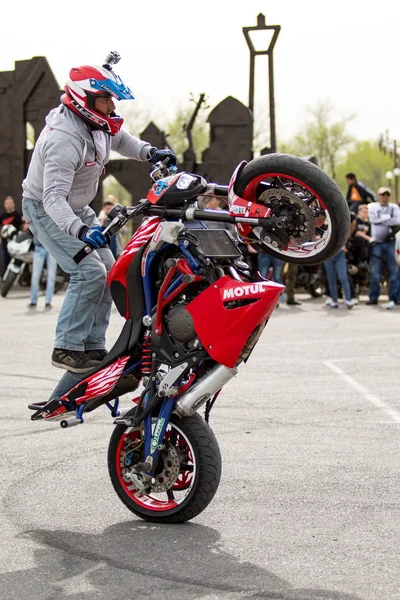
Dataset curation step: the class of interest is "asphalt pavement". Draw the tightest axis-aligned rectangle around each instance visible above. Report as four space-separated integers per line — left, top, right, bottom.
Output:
1 287 399 600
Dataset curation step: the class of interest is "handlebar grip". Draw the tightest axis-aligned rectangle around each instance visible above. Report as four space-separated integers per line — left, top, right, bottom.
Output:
213 185 229 196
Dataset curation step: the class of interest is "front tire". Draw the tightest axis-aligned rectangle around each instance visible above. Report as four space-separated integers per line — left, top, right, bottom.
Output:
234 153 350 264
1 270 18 297
108 411 221 523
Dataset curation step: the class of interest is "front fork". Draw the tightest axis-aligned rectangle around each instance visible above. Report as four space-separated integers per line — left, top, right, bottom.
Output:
142 394 176 475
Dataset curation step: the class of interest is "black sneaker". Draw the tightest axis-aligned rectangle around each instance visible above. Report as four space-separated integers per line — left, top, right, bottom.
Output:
51 348 101 373
86 349 108 361
366 299 378 305
45 303 52 310
28 303 37 309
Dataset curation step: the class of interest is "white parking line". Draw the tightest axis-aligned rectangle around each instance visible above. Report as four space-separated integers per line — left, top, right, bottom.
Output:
324 360 400 423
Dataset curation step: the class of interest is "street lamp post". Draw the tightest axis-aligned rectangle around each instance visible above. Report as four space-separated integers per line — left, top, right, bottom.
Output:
243 13 281 153
385 170 393 188
379 131 400 203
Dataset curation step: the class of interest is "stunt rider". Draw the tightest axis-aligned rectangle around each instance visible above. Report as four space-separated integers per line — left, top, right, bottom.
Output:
22 52 177 373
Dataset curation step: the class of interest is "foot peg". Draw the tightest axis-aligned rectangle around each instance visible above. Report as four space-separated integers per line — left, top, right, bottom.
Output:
60 416 84 428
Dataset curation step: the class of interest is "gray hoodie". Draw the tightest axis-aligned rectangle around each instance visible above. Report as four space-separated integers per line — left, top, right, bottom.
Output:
22 105 151 236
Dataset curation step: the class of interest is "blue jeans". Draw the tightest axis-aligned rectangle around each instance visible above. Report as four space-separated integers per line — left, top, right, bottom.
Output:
396 265 400 303
369 241 398 302
258 253 283 283
30 245 58 305
324 250 351 302
258 253 284 300
23 199 115 351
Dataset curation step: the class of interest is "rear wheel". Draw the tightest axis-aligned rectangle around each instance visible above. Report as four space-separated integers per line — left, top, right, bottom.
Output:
234 153 350 264
108 410 221 523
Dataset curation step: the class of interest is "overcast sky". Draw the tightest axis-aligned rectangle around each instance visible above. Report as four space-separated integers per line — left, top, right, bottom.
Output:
3 0 400 146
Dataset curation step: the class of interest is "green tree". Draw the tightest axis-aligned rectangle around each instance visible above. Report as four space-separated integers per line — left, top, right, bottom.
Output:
280 101 355 179
165 104 209 162
336 140 394 195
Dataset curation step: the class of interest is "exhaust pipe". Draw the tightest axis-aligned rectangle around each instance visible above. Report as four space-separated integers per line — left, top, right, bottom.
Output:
176 364 238 417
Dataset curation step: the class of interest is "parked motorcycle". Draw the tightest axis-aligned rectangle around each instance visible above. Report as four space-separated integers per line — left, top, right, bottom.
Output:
1 224 67 297
28 153 350 523
295 263 327 298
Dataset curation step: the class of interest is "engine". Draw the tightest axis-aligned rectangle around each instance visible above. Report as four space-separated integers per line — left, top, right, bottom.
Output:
164 302 196 345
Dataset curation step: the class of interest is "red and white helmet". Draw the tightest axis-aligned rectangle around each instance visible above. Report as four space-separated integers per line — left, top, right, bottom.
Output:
61 52 135 135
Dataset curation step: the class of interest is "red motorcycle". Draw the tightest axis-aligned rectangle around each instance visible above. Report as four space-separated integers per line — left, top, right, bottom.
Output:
29 153 350 523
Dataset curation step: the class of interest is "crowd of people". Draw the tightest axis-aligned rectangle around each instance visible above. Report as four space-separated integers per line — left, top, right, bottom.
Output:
2 171 400 318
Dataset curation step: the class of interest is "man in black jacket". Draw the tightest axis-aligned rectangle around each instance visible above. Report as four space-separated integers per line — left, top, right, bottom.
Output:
345 173 375 211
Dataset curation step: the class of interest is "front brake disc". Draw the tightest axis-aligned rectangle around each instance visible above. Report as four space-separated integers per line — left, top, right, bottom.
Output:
258 188 316 244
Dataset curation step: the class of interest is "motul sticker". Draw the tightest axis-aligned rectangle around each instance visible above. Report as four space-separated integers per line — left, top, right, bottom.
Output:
222 283 269 299
141 245 150 277
152 224 163 243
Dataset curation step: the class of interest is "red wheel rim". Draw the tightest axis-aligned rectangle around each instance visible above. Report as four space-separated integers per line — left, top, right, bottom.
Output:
115 424 196 512
240 172 332 259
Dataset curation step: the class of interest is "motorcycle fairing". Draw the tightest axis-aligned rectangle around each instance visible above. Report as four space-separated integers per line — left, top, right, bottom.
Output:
228 162 271 242
42 356 131 420
146 172 207 206
108 216 161 318
186 275 284 368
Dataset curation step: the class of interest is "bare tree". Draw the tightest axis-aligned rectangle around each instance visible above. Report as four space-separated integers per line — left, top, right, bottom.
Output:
280 101 355 179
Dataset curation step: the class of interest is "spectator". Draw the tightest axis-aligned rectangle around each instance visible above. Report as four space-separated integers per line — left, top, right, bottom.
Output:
98 196 123 258
395 230 400 304
353 204 373 260
284 263 302 306
345 173 375 212
0 196 22 276
258 252 284 305
28 237 58 310
346 204 372 299
324 246 358 309
367 187 400 309
197 195 223 210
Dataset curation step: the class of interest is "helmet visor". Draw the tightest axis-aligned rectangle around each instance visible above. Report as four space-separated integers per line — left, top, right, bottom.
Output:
89 73 134 101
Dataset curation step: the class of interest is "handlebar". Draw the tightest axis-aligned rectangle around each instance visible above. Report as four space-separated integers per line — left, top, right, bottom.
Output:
73 199 286 264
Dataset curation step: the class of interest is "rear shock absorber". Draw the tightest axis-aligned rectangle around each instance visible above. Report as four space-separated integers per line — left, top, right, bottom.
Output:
141 330 152 377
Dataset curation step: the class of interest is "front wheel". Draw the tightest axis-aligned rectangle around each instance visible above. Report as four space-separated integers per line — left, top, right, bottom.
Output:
1 270 18 297
108 411 221 523
234 153 350 264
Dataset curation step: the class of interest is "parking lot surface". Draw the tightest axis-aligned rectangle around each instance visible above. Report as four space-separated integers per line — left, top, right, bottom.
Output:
1 289 399 600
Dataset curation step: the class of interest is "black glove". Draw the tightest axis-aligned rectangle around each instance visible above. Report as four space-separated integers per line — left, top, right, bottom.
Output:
148 146 178 167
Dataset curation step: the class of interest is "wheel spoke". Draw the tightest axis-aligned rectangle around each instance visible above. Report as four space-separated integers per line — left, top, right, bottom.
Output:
315 226 327 236
167 489 175 501
179 463 194 473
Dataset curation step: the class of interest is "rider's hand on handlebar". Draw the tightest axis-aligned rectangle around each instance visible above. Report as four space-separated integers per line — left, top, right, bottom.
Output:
78 225 110 249
148 146 178 167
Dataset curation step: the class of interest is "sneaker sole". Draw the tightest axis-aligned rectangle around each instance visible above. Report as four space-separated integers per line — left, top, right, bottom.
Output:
51 360 97 374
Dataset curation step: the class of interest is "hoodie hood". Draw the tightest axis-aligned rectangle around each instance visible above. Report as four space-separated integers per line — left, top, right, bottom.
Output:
45 104 90 145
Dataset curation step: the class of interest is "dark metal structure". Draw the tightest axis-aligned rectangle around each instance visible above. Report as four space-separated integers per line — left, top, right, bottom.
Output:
243 13 280 153
0 57 61 208
0 58 253 216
